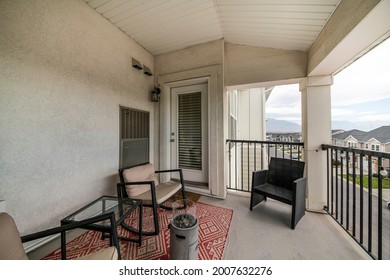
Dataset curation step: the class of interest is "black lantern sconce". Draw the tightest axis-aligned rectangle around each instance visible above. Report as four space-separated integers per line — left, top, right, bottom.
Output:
151 86 161 102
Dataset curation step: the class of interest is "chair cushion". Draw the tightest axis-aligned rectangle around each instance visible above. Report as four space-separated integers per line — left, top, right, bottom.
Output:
0 213 29 260
132 181 182 205
123 163 159 197
75 246 118 260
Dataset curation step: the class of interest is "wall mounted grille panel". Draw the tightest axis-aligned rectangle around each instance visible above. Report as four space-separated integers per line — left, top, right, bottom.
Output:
120 107 149 168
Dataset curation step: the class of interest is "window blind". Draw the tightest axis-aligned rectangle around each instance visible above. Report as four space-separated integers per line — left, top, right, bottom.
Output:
178 92 202 170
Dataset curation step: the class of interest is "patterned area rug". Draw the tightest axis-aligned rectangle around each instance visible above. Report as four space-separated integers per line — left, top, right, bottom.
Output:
43 201 233 260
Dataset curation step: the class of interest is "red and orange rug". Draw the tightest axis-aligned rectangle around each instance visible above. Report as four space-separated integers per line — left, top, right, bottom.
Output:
43 202 233 260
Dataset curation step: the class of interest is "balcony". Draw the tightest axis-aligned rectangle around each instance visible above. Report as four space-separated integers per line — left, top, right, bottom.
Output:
2 0 390 266
226 140 389 260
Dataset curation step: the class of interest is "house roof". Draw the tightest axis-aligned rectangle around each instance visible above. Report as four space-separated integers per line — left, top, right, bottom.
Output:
361 126 390 143
333 129 367 141
333 126 390 144
83 0 341 55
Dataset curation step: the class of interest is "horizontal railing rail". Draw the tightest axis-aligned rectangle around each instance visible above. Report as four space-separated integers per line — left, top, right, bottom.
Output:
226 139 304 193
321 144 390 260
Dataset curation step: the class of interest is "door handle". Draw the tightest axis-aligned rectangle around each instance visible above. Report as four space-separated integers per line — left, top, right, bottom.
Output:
170 139 175 142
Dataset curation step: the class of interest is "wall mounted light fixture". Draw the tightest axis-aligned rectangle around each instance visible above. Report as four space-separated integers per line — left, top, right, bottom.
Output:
143 65 153 76
132 58 143 70
151 86 161 102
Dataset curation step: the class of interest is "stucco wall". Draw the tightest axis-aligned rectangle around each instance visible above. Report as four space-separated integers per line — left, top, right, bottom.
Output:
0 0 154 234
225 43 307 87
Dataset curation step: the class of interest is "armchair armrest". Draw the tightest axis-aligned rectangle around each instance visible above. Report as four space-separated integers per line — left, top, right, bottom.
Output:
252 170 269 189
155 168 184 186
155 168 182 174
292 177 307 201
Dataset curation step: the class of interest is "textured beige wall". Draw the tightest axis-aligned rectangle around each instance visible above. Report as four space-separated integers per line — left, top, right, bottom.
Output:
0 0 154 234
225 43 307 87
155 40 224 76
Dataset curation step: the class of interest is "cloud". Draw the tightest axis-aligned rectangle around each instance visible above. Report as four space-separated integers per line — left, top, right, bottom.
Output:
332 38 390 106
265 38 390 129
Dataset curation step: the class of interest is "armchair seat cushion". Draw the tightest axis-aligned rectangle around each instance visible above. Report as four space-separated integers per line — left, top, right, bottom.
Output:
132 181 182 205
253 183 292 205
123 163 159 197
0 213 28 260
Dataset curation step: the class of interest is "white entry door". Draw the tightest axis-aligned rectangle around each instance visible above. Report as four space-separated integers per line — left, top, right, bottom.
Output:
171 83 208 186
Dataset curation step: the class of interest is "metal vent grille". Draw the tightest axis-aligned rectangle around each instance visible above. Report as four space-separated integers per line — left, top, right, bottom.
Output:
120 138 149 168
120 107 149 168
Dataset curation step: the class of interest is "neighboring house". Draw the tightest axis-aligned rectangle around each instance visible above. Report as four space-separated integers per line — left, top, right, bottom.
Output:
332 126 390 152
332 126 390 172
267 133 302 143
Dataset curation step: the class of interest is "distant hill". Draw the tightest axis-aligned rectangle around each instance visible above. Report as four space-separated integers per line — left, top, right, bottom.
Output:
266 118 301 132
266 119 389 133
332 120 390 131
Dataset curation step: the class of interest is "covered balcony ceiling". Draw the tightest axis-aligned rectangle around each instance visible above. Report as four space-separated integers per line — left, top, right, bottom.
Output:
83 0 341 55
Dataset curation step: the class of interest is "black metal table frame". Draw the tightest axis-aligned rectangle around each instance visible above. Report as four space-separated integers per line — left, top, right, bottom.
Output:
61 195 142 260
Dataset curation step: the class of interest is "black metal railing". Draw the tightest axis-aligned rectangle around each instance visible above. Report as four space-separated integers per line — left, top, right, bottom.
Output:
322 144 390 260
226 140 304 192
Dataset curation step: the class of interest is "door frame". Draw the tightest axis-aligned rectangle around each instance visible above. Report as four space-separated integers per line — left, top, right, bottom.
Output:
158 65 224 198
171 83 209 185
159 77 211 193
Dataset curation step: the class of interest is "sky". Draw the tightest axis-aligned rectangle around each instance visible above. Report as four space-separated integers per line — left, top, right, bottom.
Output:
265 37 390 132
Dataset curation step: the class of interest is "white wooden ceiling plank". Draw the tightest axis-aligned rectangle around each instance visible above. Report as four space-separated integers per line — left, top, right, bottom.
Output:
116 0 215 29
224 29 317 40
101 0 155 20
225 26 318 36
217 0 340 6
121 7 219 36
109 0 180 23
219 11 330 20
227 33 313 45
113 0 213 25
227 30 315 41
221 17 326 26
218 4 336 13
108 0 179 24
223 22 322 31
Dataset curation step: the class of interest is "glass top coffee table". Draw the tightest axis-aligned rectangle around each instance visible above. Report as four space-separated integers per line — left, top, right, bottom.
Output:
61 195 142 259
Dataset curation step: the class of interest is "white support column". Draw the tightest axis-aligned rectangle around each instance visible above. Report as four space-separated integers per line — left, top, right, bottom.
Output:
300 76 333 211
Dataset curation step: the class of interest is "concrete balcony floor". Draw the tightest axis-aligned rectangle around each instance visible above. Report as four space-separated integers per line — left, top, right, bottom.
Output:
27 193 372 260
199 193 372 260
